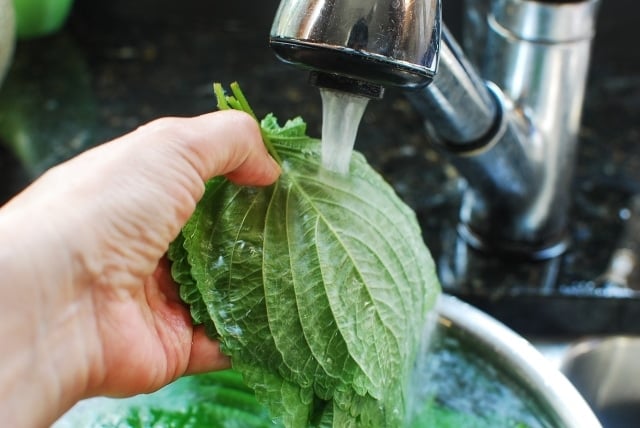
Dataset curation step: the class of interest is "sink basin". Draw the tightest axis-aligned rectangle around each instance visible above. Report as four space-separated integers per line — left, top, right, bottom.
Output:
55 295 600 427
559 336 640 428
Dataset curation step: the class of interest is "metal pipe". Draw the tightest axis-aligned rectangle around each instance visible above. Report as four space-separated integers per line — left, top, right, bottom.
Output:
406 26 497 146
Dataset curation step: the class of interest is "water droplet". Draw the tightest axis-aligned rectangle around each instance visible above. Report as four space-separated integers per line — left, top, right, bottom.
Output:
213 255 226 269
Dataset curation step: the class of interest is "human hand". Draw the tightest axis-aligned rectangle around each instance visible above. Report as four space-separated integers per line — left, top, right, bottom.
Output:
0 110 280 427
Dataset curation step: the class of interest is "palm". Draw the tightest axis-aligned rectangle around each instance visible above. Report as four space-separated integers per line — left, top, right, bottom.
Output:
88 258 226 397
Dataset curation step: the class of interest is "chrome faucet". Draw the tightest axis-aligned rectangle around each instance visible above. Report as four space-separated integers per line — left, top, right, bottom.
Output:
270 0 600 260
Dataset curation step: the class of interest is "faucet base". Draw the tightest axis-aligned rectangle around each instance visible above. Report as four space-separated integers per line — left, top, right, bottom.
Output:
433 178 640 337
379 140 640 337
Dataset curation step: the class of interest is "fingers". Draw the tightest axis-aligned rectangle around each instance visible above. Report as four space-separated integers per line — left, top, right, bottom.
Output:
153 259 230 375
132 112 275 375
135 110 281 187
185 327 231 375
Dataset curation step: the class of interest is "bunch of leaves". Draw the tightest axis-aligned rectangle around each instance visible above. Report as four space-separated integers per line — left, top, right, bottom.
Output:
54 370 531 428
54 370 278 428
168 82 441 427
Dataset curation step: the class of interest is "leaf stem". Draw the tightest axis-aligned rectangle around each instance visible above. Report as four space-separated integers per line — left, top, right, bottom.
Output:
230 82 257 120
213 83 229 110
213 82 282 166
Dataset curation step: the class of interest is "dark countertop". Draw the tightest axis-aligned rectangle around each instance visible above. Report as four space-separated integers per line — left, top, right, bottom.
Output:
1 0 639 335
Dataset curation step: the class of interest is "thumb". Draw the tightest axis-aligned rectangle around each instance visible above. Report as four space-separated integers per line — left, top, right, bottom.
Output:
134 110 281 186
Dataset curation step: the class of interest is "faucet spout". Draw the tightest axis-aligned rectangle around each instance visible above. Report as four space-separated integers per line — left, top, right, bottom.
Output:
269 0 442 96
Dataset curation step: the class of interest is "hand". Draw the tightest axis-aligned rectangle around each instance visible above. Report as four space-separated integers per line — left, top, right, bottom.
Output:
0 110 280 427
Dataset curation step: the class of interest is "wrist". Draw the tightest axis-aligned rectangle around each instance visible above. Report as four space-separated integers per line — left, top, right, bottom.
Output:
0 203 96 426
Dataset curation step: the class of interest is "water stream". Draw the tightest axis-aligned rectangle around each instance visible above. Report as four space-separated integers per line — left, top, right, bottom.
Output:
320 88 370 174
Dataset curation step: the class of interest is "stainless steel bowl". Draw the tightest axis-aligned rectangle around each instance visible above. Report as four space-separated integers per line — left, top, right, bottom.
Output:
437 295 602 428
56 294 601 427
560 336 640 428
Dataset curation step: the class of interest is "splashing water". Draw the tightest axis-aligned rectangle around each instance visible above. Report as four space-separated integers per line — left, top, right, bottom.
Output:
320 88 370 174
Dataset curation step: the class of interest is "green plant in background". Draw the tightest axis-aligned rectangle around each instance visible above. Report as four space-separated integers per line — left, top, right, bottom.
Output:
0 0 15 87
12 0 75 39
168 83 441 427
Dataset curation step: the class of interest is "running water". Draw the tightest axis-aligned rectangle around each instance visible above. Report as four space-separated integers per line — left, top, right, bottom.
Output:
320 88 370 174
